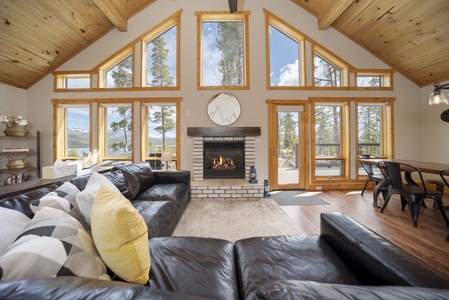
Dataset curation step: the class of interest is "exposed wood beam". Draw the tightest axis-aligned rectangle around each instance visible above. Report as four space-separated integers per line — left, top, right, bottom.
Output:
318 0 354 30
92 0 128 32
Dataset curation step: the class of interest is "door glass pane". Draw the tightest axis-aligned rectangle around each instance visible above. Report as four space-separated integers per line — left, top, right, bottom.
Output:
315 105 343 176
277 111 299 184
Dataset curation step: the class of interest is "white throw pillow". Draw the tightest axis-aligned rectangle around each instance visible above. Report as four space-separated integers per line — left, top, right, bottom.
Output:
75 172 120 225
0 207 31 256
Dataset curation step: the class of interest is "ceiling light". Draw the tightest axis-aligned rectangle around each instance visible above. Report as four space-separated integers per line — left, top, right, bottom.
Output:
429 83 449 105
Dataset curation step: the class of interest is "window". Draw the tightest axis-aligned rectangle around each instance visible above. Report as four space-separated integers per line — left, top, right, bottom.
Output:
313 103 347 177
52 102 92 161
66 106 90 158
54 73 91 90
357 75 382 87
105 55 133 88
143 101 179 170
197 11 250 89
100 104 133 159
98 48 134 88
268 24 302 88
313 47 348 87
142 12 180 89
355 71 393 89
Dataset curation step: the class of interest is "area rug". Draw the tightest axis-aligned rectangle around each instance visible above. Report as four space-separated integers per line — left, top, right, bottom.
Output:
172 198 305 242
270 190 330 206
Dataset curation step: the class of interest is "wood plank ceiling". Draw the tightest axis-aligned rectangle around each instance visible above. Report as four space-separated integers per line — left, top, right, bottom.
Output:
0 0 448 89
291 0 449 87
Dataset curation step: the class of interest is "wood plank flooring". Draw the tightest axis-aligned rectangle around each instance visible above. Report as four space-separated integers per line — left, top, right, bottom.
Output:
279 189 449 277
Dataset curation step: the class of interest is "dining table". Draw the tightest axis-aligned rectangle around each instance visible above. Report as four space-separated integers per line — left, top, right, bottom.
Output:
358 158 449 208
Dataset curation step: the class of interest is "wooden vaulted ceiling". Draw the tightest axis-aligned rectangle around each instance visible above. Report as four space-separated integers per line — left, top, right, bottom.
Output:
0 0 448 89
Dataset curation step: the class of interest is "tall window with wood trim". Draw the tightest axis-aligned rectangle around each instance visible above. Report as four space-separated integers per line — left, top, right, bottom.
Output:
53 102 92 161
142 13 180 89
142 100 180 170
266 12 305 88
99 104 133 159
197 11 250 89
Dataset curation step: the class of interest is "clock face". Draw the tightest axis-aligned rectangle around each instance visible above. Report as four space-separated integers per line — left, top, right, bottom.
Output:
441 109 449 123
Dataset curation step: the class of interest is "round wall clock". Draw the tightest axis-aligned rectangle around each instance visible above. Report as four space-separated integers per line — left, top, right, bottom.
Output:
441 109 449 123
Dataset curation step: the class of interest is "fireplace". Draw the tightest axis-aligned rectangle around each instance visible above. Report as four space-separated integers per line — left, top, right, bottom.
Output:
203 141 245 179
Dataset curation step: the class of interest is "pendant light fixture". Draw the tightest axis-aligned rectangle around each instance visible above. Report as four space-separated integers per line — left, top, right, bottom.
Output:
429 83 449 105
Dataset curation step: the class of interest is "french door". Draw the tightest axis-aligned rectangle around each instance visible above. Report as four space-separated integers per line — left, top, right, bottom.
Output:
268 102 306 190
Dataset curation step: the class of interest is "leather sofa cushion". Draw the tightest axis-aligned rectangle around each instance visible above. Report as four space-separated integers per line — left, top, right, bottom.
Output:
255 280 449 300
132 200 178 238
114 162 155 199
136 183 189 207
149 236 239 300
235 235 361 300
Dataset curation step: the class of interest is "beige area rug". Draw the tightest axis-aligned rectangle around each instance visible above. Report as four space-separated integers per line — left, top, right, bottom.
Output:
172 198 305 242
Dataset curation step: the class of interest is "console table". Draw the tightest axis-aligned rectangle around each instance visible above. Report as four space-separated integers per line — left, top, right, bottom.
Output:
0 166 111 199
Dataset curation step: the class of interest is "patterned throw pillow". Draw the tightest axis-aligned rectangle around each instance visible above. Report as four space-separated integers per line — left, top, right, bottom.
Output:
76 172 121 225
30 182 80 213
30 181 90 231
0 207 110 281
91 185 150 285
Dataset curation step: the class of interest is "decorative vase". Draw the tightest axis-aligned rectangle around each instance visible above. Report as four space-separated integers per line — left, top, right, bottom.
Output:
3 125 29 137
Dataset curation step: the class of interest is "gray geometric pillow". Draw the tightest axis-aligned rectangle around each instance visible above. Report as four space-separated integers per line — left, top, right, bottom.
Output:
0 207 110 281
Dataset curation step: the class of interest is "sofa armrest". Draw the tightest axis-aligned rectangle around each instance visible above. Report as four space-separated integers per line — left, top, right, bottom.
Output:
153 170 191 186
320 212 449 289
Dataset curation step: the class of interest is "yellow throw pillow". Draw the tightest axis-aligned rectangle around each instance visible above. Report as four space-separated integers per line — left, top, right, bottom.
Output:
91 185 150 285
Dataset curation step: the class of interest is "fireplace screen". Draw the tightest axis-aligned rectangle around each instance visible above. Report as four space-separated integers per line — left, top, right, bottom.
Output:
203 141 245 179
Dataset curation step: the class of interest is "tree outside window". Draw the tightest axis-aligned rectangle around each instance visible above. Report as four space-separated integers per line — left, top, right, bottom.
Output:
314 54 342 87
201 20 245 87
146 26 177 87
105 54 133 88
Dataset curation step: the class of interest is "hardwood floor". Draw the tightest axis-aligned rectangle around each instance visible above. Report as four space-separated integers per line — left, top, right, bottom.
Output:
279 189 449 277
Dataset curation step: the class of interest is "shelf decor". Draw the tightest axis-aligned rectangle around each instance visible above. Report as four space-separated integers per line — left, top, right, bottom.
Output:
1 114 29 137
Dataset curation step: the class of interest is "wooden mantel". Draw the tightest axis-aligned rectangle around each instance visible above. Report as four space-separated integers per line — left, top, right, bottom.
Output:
187 127 261 137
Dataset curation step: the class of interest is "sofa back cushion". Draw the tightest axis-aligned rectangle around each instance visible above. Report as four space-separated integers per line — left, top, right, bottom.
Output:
113 162 155 199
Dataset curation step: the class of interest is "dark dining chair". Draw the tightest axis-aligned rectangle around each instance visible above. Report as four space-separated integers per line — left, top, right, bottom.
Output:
379 161 449 228
359 155 384 197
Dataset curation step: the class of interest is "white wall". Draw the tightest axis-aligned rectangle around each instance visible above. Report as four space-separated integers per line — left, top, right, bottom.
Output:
4 0 429 179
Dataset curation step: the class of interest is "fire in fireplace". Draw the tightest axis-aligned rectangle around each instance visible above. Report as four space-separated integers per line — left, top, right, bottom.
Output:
204 141 245 179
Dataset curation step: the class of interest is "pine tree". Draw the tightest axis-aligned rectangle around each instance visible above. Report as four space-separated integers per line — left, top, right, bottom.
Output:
149 106 175 151
216 21 244 86
149 35 174 86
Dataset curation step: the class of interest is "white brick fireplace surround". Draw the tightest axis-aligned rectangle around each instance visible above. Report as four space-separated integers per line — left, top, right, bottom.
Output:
187 127 264 200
